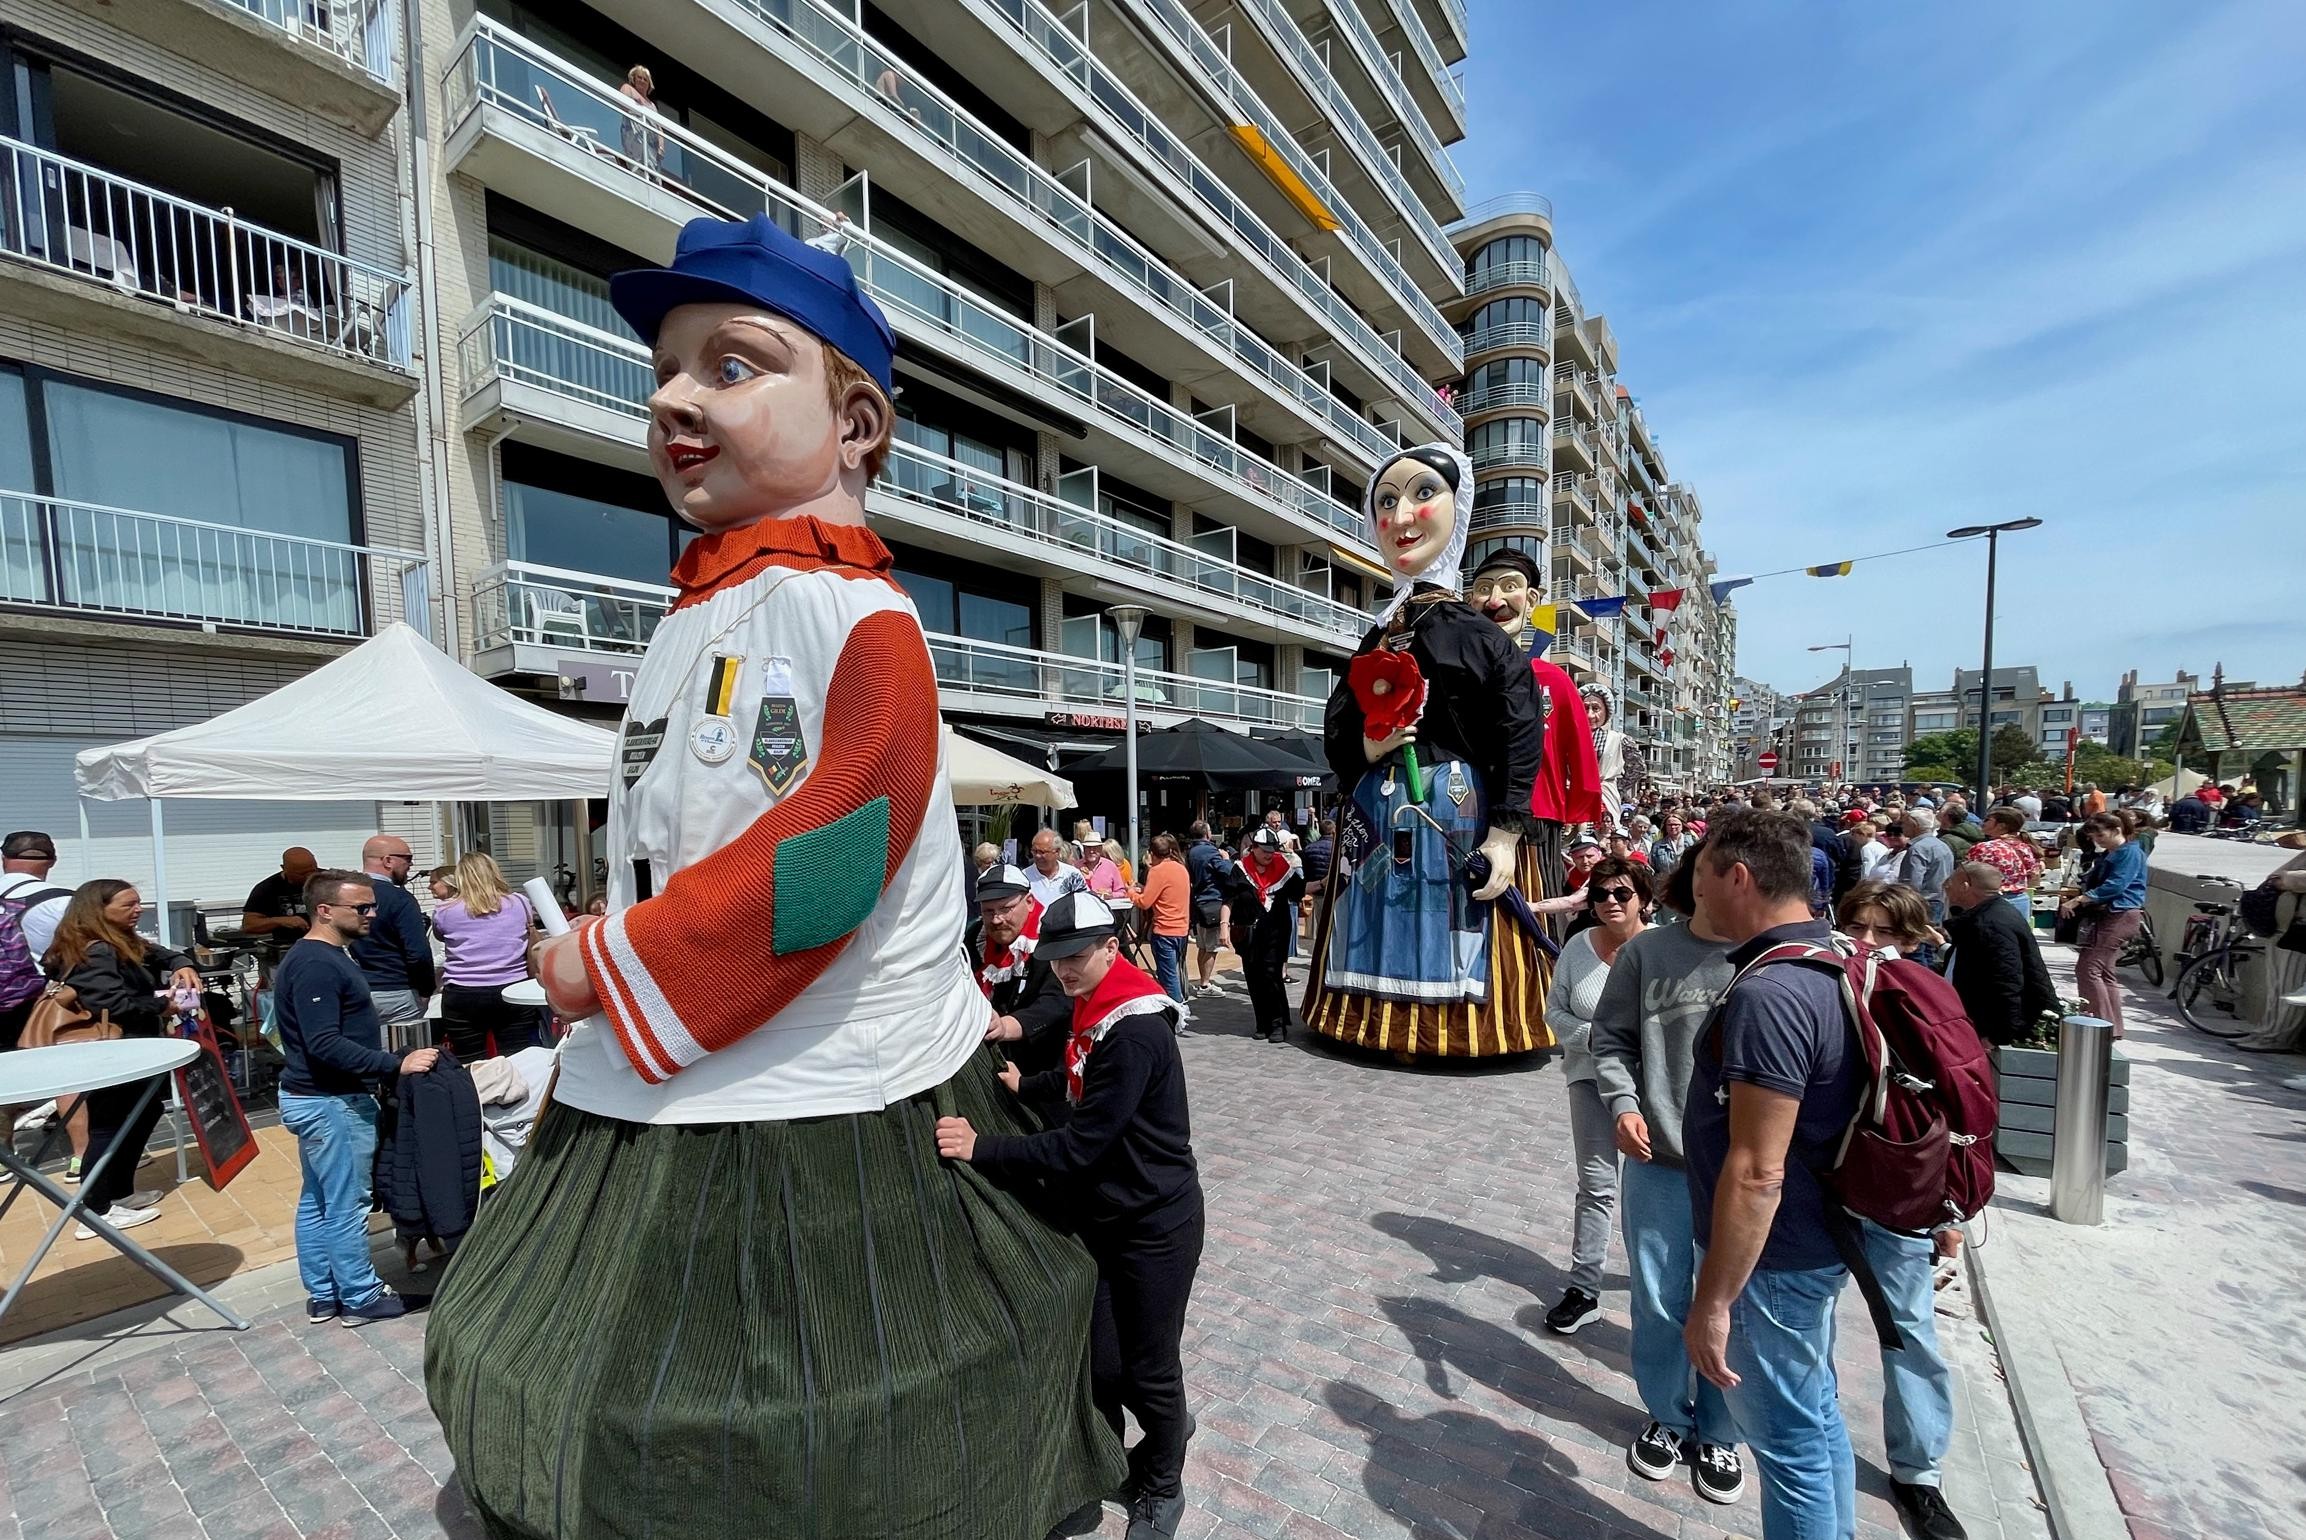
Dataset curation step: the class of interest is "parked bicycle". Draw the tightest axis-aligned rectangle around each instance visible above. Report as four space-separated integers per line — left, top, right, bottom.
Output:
2116 909 2163 987
2171 879 2261 1037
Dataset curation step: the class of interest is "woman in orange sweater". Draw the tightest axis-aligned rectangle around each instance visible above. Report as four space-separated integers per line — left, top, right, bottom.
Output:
1132 833 1193 1014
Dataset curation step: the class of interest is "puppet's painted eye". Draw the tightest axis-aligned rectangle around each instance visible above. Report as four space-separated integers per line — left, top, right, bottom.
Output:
716 355 757 385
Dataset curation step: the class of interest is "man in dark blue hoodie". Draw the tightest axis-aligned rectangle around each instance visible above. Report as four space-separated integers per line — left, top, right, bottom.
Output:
1182 821 1233 997
347 834 437 1051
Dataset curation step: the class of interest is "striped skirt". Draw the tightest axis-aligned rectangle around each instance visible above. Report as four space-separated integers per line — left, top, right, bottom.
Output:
1300 838 1558 1059
425 1046 1125 1540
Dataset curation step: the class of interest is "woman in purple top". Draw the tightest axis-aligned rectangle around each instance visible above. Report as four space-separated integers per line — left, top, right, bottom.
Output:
428 852 542 1059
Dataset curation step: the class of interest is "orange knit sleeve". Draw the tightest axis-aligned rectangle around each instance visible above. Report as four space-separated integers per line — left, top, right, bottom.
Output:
579 609 940 1083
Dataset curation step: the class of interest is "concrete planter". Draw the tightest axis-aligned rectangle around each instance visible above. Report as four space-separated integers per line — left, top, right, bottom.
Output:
1992 1044 2129 1177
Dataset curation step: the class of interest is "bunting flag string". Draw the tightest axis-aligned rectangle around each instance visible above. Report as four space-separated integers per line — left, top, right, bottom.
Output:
1528 602 1558 657
1553 534 1968 616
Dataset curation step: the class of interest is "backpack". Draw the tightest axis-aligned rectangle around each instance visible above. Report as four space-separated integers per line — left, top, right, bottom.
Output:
0 883 71 1011
1724 937 1999 1343
2238 880 2285 939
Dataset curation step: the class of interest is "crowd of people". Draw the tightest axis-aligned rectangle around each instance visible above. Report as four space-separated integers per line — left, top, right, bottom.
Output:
0 830 553 1327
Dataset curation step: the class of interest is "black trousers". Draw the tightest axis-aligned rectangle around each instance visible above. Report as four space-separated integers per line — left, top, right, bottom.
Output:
1244 913 1294 1033
1086 1205 1205 1499
80 1074 169 1214
439 983 543 1062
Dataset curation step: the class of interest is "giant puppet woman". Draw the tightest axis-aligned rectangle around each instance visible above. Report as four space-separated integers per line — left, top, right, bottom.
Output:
425 215 1122 1539
1300 445 1556 1058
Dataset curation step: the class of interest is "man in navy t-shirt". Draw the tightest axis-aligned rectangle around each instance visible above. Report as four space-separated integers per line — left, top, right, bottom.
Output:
1681 811 1865 1540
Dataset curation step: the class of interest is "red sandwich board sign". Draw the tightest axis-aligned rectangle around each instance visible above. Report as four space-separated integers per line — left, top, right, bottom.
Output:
1757 750 1779 772
173 1016 259 1190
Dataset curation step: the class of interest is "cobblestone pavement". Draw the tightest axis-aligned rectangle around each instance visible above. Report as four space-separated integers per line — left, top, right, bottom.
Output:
1978 948 2306 1540
0 973 2051 1539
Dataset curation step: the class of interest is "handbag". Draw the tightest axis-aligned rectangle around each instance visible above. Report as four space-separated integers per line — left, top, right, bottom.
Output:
19 980 121 1049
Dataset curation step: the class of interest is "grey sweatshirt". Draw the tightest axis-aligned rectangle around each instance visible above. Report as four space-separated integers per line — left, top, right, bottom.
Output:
1587 921 1738 1168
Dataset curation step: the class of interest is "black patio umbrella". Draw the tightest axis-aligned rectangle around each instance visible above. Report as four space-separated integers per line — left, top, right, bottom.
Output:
1065 717 1320 793
1249 727 1336 788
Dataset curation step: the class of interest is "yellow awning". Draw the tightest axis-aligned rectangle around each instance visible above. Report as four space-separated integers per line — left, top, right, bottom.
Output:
1326 540 1389 583
1228 124 1341 233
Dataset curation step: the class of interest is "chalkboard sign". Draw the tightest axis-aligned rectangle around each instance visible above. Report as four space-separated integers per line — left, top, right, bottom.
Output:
173 1022 257 1190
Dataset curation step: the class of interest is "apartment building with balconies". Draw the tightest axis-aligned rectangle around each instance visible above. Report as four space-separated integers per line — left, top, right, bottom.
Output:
411 0 1477 856
0 0 436 896
1443 196 1737 791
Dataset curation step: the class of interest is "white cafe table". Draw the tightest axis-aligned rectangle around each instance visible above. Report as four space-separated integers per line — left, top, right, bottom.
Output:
0 1038 250 1333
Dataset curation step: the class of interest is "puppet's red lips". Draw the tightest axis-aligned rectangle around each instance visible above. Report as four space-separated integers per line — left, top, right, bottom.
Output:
1393 531 1423 549
667 443 719 474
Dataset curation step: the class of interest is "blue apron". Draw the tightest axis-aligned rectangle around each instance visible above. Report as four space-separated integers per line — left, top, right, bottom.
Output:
1325 756 1491 1003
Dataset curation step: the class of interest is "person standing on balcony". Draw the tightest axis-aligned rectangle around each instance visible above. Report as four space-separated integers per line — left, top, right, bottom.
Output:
617 65 666 178
426 212 1121 1540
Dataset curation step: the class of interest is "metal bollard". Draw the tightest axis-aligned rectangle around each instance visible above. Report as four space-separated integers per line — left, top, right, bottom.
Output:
2049 1014 2114 1224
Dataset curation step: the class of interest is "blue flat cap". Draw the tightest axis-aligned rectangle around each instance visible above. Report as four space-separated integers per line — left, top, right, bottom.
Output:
610 213 895 392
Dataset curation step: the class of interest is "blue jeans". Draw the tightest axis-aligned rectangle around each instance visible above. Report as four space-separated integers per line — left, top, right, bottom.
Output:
1150 933 1187 1003
1620 1158 1735 1445
2003 892 2032 925
1722 1262 1855 1540
279 1091 385 1309
1863 1220 1951 1486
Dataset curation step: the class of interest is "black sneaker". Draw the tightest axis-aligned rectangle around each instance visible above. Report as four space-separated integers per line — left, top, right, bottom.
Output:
1543 1286 1600 1335
1891 1479 1969 1540
339 1286 427 1328
305 1297 339 1325
1692 1442 1746 1504
1627 1420 1686 1481
1268 1020 1289 1043
1124 1491 1185 1539
1252 1026 1271 1042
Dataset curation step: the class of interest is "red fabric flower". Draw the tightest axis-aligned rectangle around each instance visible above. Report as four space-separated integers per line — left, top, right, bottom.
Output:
1349 649 1427 738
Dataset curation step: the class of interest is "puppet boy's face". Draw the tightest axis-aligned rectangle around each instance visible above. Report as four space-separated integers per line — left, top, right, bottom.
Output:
645 302 855 533
1470 568 1532 631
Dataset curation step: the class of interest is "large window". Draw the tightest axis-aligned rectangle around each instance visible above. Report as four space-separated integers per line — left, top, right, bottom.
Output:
1474 476 1545 513
0 363 363 631
1466 234 1546 283
1464 356 1547 395
1466 297 1549 334
1469 419 1546 462
501 444 676 586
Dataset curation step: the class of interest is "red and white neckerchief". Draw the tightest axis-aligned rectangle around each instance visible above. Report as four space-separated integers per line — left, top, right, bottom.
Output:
1063 958 1172 1104
1240 851 1301 912
978 897 1043 996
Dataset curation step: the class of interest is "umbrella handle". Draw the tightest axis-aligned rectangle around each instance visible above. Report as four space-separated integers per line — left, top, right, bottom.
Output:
1402 745 1424 804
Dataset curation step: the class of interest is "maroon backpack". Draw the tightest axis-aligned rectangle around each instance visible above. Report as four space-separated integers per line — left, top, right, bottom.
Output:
1731 937 1998 1236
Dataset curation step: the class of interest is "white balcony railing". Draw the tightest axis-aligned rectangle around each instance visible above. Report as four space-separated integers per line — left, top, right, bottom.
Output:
966 0 1459 433
1316 0 1465 195
449 21 1401 465
458 294 1367 642
472 562 1324 730
0 491 426 637
223 0 398 83
0 136 412 371
1461 322 1550 353
1468 438 1547 472
1381 0 1469 123
1463 260 1551 298
1128 0 1463 356
1458 381 1549 414
1227 0 1465 251
459 292 1366 550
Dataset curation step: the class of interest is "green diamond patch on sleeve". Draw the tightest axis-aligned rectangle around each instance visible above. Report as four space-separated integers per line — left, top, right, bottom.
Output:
771 797 892 955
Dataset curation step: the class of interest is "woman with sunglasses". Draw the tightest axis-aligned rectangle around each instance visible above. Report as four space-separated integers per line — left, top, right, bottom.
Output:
1541 856 1653 1335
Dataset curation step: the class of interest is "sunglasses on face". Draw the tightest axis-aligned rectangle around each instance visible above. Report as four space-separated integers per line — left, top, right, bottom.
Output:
1593 886 1639 904
328 901 378 915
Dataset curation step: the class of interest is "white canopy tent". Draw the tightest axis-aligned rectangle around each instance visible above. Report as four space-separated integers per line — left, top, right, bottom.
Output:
2148 767 2209 800
944 726 1074 807
74 624 617 942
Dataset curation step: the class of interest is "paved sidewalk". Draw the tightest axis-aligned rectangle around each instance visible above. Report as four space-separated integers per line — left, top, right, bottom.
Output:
1 976 2051 1539
1972 946 2306 1540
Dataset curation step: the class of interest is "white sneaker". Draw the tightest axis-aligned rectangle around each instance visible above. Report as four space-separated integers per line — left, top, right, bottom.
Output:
76 1205 161 1239
117 1189 166 1211
13 1100 57 1132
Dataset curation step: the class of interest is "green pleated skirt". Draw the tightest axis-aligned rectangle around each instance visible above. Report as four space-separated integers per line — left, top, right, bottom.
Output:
424 1045 1125 1540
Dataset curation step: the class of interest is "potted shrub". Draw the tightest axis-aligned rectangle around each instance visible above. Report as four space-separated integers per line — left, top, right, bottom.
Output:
1992 998 2130 1177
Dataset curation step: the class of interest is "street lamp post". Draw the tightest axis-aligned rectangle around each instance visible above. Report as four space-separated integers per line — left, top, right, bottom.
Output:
1808 637 1853 789
1947 518 2044 811
1109 605 1147 871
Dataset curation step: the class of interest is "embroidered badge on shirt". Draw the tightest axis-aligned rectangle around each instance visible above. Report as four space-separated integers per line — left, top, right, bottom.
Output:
619 717 667 788
749 695 808 796
690 717 739 764
1446 763 1471 810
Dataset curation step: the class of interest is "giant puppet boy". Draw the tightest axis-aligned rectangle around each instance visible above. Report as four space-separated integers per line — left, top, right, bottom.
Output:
425 214 1123 1540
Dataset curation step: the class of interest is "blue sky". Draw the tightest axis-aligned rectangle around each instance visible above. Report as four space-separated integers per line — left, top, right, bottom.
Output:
1454 0 2306 703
